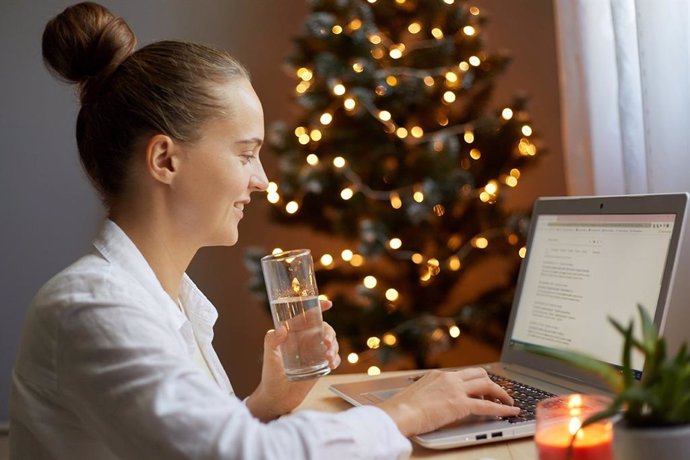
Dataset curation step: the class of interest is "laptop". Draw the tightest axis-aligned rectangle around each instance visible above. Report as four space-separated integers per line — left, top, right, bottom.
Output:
330 193 689 449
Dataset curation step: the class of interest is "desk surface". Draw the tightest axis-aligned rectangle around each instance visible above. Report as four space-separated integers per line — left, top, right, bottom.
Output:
297 371 537 460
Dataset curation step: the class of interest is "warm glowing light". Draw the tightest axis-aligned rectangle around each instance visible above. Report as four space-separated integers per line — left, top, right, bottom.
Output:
352 62 364 73
347 352 359 364
383 333 397 346
502 108 514 120
474 237 489 249
448 256 461 271
340 187 354 200
464 130 475 143
568 417 582 436
367 336 381 349
371 48 385 59
519 138 537 156
320 254 334 266
396 127 408 138
469 56 481 67
522 125 533 136
448 234 462 249
428 258 439 268
437 115 449 127
332 25 343 34
508 234 519 245
367 0 377 3
295 81 310 93
306 154 319 166
408 22 422 34
395 0 405 4
344 98 356 110
449 325 461 338
386 75 398 86
510 168 521 178
349 19 362 30
285 201 299 214
267 193 280 204
369 34 382 45
410 126 424 138
519 246 527 258
333 83 346 96
385 288 399 301
350 254 364 267
378 110 392 121
505 176 518 187
443 91 456 103
463 26 476 36
298 134 310 145
458 61 470 71
389 238 402 249
341 249 353 261
424 76 435 86
310 129 322 141
294 126 307 137
364 276 378 289
470 6 480 15
485 180 498 194
267 182 278 193
367 366 381 376
431 28 444 39
479 191 491 202
389 47 404 59
272 248 283 255
443 0 455 4
420 270 432 282
297 67 313 81
413 191 424 202
409 253 423 265
333 156 346 168
469 148 481 160
320 112 333 125
445 71 458 83
390 192 402 209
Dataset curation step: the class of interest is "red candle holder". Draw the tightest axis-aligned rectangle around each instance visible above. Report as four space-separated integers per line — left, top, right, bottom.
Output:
535 394 613 460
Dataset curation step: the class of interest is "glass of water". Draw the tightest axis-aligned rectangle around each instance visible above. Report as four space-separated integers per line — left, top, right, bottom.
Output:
261 249 330 381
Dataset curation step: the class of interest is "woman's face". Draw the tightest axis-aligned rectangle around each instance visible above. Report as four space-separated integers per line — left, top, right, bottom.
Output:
171 78 268 247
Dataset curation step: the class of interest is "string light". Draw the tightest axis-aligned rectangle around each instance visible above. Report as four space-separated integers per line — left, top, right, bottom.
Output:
349 18 362 31
368 366 381 376
458 61 470 71
306 154 319 166
369 34 382 45
413 190 424 202
333 83 346 96
285 201 299 214
350 254 365 267
344 97 356 111
341 249 353 261
408 22 422 34
320 254 334 266
320 112 333 125
333 156 346 168
332 25 343 34
383 333 397 346
389 238 402 249
464 130 475 143
445 71 458 83
463 26 476 36
367 336 381 349
411 253 424 264
352 62 364 73
296 67 312 81
390 192 402 209
424 76 435 86
473 237 489 249
470 6 480 15
364 276 378 288
378 110 392 121
395 127 408 138
310 129 322 141
443 91 456 104
469 55 481 66
448 256 461 271
347 352 359 364
502 108 514 120
295 81 310 94
340 187 354 200
519 247 527 258
385 288 399 301
410 126 424 138
522 125 533 136
298 134 310 145
469 148 481 160
449 325 461 338
385 75 398 86
431 28 444 39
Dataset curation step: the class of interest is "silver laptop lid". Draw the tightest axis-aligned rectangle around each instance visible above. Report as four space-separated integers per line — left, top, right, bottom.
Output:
501 193 688 389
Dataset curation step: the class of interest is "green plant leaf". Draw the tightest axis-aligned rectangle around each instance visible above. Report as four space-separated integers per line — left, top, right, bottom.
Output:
637 303 658 355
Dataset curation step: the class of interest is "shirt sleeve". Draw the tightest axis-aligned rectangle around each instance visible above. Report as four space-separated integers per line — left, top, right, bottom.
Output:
56 299 411 460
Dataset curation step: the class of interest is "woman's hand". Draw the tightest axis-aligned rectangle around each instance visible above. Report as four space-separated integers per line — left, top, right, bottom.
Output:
376 368 521 437
246 299 340 422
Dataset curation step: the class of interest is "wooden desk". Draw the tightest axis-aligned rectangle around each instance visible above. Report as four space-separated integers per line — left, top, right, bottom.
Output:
297 371 537 460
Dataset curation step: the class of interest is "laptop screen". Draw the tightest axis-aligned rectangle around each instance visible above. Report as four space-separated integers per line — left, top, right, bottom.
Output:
508 213 676 377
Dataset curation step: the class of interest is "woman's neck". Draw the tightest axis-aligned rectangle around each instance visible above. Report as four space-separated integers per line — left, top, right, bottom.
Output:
109 207 197 302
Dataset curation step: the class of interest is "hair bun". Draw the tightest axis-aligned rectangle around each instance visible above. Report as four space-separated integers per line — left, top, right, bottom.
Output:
42 2 136 102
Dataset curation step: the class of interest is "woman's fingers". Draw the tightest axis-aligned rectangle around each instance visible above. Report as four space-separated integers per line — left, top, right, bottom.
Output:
462 377 515 406
319 299 333 312
322 322 340 368
467 398 521 417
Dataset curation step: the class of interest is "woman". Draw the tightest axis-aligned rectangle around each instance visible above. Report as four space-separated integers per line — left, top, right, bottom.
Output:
10 2 520 459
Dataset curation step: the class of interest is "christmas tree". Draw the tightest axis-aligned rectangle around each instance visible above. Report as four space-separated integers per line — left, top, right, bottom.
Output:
247 0 541 370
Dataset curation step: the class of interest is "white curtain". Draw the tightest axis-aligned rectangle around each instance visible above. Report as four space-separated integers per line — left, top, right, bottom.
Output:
554 0 690 196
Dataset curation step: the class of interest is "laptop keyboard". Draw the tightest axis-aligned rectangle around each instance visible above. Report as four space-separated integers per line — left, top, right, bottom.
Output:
489 373 555 424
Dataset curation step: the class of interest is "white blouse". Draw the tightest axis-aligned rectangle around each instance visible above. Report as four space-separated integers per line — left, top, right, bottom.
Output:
10 220 411 459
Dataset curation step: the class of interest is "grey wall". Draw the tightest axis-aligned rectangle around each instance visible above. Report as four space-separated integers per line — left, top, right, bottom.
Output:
0 0 564 423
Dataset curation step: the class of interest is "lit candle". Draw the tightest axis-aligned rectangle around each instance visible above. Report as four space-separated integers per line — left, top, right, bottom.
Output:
535 394 613 460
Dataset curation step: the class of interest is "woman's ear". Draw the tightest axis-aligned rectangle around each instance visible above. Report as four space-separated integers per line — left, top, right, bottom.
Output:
144 134 179 185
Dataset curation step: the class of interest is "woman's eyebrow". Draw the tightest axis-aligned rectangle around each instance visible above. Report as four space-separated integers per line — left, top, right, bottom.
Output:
235 138 263 148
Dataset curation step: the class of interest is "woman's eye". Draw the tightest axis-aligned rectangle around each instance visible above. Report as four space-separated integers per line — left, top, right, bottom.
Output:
240 154 254 163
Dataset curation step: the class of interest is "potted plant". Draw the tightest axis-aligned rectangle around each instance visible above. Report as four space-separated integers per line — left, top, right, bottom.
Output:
531 304 690 460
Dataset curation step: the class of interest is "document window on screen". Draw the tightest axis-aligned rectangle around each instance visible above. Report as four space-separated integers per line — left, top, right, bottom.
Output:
510 214 675 374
